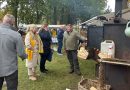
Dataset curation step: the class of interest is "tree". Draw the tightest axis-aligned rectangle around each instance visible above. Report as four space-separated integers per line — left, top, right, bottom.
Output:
1 0 107 25
104 6 112 14
6 0 19 28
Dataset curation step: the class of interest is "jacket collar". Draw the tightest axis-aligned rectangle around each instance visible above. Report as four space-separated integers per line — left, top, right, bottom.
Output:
0 23 16 31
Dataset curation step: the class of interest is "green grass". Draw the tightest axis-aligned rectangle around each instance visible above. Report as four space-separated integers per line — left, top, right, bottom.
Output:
2 52 96 90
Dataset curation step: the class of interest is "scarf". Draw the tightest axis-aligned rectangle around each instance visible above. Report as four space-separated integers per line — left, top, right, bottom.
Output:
26 32 44 60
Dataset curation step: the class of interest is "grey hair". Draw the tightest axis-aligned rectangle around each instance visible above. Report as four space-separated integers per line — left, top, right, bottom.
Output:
26 24 37 32
3 14 15 25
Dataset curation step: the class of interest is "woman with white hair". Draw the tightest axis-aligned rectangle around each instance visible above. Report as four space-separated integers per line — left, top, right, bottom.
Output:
25 24 43 81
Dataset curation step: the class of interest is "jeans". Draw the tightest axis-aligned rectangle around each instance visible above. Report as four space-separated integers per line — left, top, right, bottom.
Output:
57 39 63 53
0 70 18 90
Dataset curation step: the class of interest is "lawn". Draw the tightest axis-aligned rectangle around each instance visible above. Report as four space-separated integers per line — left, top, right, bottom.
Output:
2 52 96 90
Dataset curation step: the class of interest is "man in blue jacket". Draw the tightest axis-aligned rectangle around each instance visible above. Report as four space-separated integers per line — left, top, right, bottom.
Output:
57 26 65 55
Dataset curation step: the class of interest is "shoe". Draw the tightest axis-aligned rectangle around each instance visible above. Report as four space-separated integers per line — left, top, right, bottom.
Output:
41 71 47 73
69 69 74 74
40 68 48 73
41 70 48 73
44 69 48 71
29 76 37 81
57 53 63 55
75 71 82 76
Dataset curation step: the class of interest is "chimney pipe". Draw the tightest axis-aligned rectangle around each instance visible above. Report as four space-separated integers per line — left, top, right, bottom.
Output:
115 0 123 18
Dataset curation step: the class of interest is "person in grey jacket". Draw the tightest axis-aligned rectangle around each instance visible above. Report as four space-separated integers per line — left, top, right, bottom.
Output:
0 14 26 90
63 24 86 76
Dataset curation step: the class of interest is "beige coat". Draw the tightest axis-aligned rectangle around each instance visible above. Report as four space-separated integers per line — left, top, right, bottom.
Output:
25 32 39 68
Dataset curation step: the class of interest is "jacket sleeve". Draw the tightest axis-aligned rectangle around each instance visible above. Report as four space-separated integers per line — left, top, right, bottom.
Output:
76 31 87 42
63 32 66 50
25 33 32 49
16 33 27 60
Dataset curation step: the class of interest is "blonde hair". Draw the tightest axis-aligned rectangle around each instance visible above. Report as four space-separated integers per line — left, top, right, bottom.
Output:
27 24 37 32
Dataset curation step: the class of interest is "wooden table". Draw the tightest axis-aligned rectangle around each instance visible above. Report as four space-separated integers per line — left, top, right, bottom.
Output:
98 58 130 90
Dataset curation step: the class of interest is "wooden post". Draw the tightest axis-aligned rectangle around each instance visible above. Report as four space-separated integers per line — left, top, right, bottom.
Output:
99 63 105 90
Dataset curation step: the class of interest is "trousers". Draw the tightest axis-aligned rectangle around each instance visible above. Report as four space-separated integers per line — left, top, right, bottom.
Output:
0 70 18 90
66 50 80 71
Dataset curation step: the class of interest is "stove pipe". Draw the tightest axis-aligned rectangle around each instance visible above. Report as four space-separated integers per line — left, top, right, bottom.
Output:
115 0 123 18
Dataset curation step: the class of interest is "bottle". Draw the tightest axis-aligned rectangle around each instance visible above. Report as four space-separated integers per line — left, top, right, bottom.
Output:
108 46 113 58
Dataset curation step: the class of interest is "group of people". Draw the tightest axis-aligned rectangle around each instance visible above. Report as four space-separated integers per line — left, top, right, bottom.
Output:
0 14 87 90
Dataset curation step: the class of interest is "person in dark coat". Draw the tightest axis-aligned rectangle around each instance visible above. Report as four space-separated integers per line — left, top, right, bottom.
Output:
39 24 52 73
57 26 65 55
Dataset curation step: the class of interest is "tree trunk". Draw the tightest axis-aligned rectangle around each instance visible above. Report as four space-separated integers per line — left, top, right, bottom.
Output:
9 0 19 30
53 6 57 24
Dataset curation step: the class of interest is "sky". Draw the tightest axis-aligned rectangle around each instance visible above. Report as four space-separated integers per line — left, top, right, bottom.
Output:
0 1 7 9
1 0 115 12
107 0 115 12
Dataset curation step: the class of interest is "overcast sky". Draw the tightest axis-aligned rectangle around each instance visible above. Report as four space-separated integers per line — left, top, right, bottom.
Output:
107 0 115 12
0 1 7 8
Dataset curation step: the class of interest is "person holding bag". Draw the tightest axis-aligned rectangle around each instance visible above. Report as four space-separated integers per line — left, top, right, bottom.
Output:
39 24 52 73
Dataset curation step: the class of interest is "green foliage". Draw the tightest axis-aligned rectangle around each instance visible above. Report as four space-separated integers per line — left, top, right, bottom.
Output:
1 0 107 24
0 11 4 20
104 6 112 14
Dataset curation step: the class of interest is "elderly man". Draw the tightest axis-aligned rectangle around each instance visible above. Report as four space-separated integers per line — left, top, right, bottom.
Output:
63 24 86 76
0 14 26 90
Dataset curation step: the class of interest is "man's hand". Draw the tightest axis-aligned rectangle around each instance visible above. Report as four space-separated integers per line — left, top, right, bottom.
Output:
64 48 67 53
84 38 87 43
21 54 27 61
